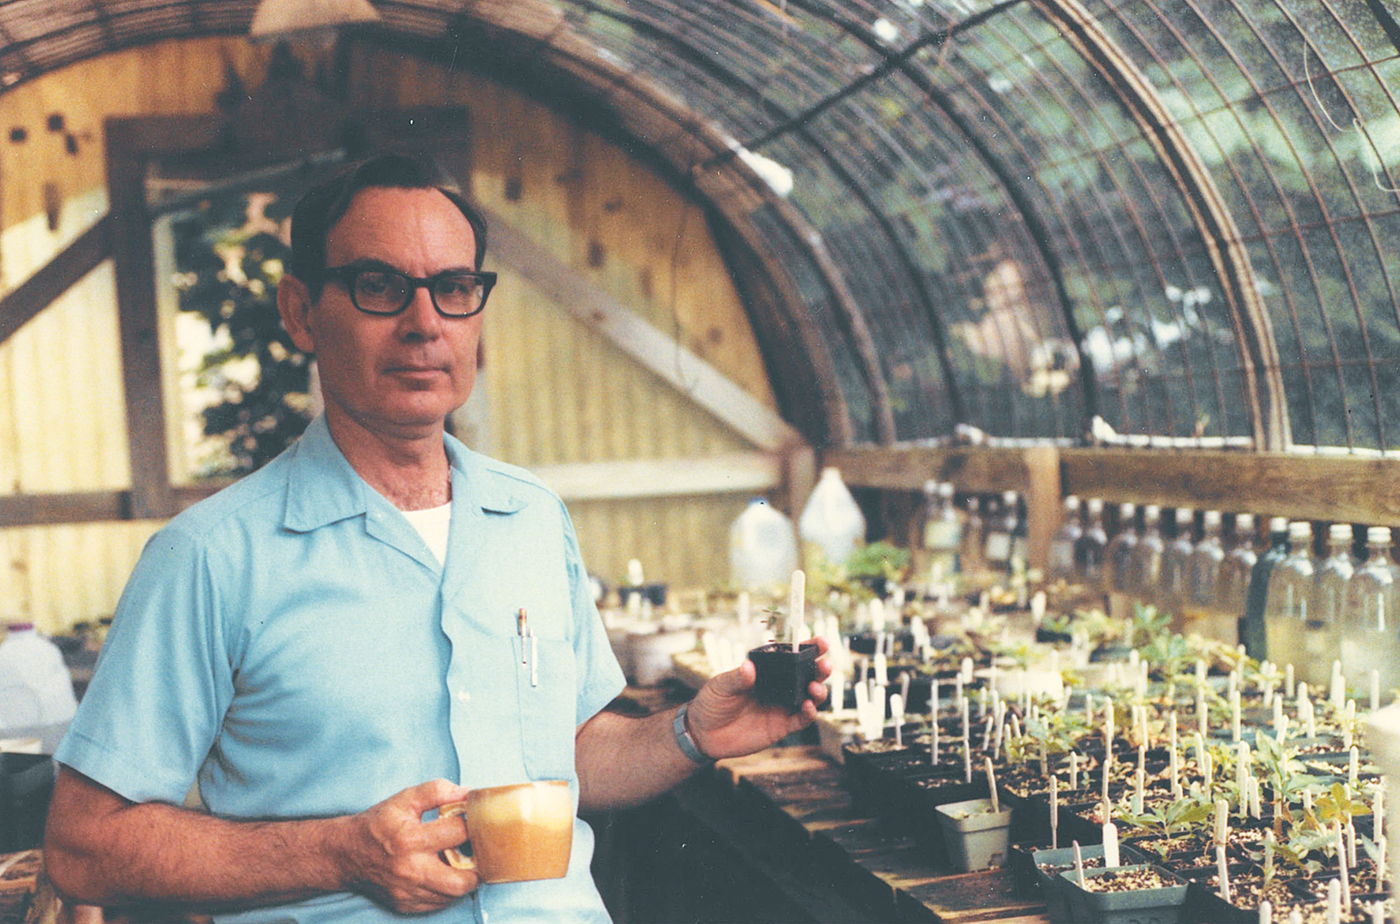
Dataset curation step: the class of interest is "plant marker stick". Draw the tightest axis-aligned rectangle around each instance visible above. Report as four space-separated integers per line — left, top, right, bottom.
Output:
788 570 804 651
1336 821 1350 913
1133 765 1144 816
1197 687 1208 738
1350 746 1360 789
1050 775 1059 849
891 693 904 749
1264 830 1275 881
1284 662 1294 699
1327 878 1341 924
985 757 1000 813
1377 834 1386 882
1375 789 1384 841
1073 840 1085 888
1069 752 1079 791
1215 798 1229 847
1345 700 1356 750
1203 749 1213 790
1102 820 1119 867
1243 739 1254 817
1259 900 1271 924
1216 844 1232 904
1084 692 1093 726
1170 743 1181 800
1347 821 1357 868
961 697 971 782
930 682 940 765
1332 660 1345 712
1372 899 1384 924
1231 689 1242 742
1297 680 1309 715
1194 732 1205 770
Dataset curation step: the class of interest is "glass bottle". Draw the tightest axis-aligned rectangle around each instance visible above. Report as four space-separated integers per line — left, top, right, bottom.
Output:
1307 524 1354 683
1240 516 1288 660
1009 491 1030 576
1342 527 1400 700
1106 503 1139 595
1214 513 1257 621
1184 510 1226 639
1263 521 1317 685
1128 504 1165 604
960 495 987 578
984 491 1016 573
921 480 962 590
1075 497 1109 588
1159 507 1196 619
1048 495 1082 581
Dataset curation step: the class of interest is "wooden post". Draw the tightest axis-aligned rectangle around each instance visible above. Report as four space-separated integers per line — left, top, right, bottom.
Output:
1023 445 1062 572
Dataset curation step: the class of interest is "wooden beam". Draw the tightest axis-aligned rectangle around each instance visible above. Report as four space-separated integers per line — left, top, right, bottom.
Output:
828 443 1400 527
0 215 113 347
826 444 1034 495
481 206 804 454
530 452 781 502
107 120 177 520
0 491 129 528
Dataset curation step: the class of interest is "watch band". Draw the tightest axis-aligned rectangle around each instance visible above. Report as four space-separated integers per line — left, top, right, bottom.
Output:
673 702 714 766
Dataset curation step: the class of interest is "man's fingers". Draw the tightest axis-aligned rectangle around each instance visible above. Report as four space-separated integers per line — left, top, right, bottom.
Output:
397 779 470 815
421 813 471 854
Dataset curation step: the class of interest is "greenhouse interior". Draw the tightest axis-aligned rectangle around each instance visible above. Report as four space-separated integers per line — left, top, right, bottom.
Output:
2 0 1400 921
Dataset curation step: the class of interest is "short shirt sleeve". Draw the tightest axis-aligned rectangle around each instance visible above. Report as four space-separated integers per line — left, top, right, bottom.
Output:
561 510 625 726
54 525 234 805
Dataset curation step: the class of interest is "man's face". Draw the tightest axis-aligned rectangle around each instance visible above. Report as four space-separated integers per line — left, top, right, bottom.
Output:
287 186 483 442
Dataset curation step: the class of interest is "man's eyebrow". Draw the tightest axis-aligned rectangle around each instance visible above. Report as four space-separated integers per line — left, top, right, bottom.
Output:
337 257 481 275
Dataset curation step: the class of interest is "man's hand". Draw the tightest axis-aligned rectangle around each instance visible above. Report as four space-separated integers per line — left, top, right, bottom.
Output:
341 779 480 914
45 768 480 915
685 636 833 760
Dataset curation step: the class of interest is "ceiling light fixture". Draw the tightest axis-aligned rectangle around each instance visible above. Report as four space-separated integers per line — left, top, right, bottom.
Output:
249 0 380 43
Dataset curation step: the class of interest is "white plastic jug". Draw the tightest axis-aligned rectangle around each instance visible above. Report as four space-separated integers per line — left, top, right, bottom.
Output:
799 467 866 566
729 498 799 590
0 622 77 738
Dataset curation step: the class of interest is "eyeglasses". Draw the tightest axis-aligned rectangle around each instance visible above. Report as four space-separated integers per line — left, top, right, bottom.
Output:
322 263 497 317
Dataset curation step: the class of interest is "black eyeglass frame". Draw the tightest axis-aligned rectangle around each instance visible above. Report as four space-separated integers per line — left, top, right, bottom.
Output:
321 262 498 318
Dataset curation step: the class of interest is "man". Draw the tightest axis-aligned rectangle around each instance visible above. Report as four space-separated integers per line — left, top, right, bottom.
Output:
43 154 830 923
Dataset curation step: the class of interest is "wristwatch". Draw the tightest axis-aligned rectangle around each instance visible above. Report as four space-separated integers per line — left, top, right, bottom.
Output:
673 702 714 766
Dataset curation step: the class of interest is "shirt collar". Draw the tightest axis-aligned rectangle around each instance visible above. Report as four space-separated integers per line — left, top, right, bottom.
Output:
283 416 524 532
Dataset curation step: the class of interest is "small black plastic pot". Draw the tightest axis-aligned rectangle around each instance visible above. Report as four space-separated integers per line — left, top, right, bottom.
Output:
749 640 820 710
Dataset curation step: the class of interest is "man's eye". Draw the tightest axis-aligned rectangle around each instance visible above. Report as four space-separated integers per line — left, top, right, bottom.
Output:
436 275 474 297
356 271 397 295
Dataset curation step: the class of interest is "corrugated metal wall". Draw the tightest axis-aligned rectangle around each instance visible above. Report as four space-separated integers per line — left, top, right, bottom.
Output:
0 38 779 632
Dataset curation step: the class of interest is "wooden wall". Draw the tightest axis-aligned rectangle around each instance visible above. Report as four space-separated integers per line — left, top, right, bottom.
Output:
0 38 781 632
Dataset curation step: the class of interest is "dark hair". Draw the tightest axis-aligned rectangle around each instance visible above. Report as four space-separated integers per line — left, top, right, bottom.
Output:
288 153 489 298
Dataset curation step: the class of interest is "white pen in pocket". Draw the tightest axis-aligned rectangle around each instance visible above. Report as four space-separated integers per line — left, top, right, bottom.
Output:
530 628 539 687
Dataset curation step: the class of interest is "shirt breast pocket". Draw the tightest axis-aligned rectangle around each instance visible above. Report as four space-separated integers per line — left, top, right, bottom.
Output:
512 635 578 781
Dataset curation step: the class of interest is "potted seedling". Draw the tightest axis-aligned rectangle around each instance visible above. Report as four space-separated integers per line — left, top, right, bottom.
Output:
1058 863 1190 924
748 570 820 710
935 759 1013 871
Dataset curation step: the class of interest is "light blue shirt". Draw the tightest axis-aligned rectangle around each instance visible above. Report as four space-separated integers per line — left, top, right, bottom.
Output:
57 416 626 923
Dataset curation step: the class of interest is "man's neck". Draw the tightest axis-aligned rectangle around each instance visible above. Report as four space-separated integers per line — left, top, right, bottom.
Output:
323 411 452 511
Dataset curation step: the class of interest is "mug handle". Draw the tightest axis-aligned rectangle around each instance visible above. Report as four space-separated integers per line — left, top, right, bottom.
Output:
440 800 476 871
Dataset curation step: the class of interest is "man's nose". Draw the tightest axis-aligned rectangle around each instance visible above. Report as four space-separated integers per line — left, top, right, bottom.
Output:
396 285 443 338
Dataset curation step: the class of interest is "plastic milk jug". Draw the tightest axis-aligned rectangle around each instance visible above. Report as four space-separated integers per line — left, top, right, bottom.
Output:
799 467 866 566
729 498 800 590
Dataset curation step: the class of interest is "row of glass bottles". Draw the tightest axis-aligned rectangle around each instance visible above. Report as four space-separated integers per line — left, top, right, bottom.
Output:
1049 496 1400 695
918 484 1031 588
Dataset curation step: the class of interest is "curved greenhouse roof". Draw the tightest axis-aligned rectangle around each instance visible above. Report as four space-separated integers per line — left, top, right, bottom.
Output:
1 0 1398 453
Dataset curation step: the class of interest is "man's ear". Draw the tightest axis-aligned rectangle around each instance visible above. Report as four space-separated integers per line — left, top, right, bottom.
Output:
277 274 317 354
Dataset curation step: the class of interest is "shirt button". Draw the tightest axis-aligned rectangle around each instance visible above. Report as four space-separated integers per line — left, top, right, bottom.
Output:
457 690 471 703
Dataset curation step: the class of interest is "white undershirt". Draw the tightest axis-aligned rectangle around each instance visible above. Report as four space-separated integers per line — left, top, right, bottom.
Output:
399 502 452 565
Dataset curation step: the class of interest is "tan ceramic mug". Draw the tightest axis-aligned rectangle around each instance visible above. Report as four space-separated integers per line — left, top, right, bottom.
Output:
440 780 573 883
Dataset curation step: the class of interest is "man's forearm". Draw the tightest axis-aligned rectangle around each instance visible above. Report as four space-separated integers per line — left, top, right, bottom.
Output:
45 768 477 915
575 709 700 813
46 776 351 910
